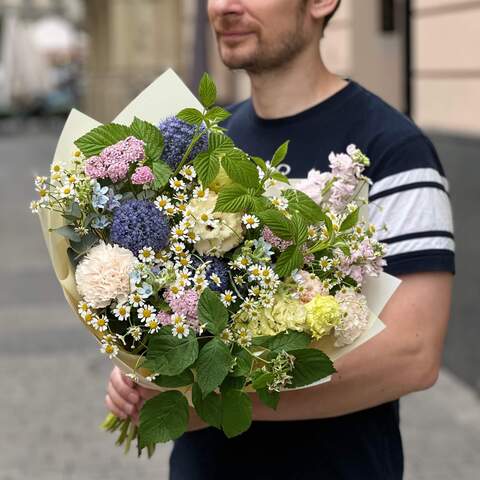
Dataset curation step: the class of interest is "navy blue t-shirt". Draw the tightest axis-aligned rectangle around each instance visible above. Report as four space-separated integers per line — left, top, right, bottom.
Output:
169 81 455 479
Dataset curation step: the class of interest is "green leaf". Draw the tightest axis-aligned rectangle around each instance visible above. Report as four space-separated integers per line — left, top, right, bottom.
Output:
205 106 231 124
340 208 360 231
251 156 267 173
130 117 164 164
144 331 199 376
198 72 217 108
257 330 311 353
271 171 290 184
251 195 271 213
220 375 246 394
214 184 253 213
222 149 260 188
284 189 326 224
153 369 194 388
74 123 131 158
52 225 81 242
271 140 290 167
198 288 228 335
152 160 173 189
274 245 304 277
196 338 233 397
251 371 275 390
139 391 189 446
291 212 308 244
256 388 280 410
192 383 222 429
231 348 253 377
64 202 81 220
176 108 204 126
221 389 252 438
193 152 220 187
69 232 98 256
288 349 336 388
257 209 293 240
208 133 234 158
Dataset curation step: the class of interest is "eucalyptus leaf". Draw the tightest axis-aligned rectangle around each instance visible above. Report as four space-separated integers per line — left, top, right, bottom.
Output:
52 225 81 242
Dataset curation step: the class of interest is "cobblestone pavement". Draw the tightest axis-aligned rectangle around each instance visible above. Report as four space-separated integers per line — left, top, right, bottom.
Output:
1 129 479 480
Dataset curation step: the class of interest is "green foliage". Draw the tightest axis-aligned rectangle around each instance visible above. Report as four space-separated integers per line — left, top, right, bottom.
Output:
74 123 131 158
152 160 173 189
130 116 164 164
193 152 220 188
230 347 253 377
195 338 233 397
192 383 222 429
143 330 199 376
205 106 231 124
289 349 336 388
198 288 228 335
271 140 290 167
198 72 217 108
153 369 194 388
274 245 304 277
221 149 259 188
254 330 311 354
291 211 308 243
138 391 189 447
257 209 294 240
284 189 326 224
52 225 81 242
340 208 360 231
256 387 280 410
251 370 275 390
214 184 253 213
221 389 252 438
176 108 204 126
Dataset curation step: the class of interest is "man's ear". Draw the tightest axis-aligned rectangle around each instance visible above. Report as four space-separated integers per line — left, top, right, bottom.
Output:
309 0 340 21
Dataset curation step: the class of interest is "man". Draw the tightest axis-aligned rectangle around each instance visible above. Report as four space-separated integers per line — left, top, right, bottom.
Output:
106 1 454 478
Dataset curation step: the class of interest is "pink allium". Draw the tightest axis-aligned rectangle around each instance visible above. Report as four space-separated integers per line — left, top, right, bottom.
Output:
131 165 155 185
165 289 199 326
262 226 293 252
156 311 172 326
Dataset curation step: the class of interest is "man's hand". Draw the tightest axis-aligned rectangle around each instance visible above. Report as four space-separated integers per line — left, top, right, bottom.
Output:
105 366 208 431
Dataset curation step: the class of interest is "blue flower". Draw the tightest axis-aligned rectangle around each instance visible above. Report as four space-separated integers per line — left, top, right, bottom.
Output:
110 200 169 254
92 182 109 210
106 188 123 211
253 238 273 258
137 282 153 299
92 215 110 229
158 116 208 169
194 256 229 293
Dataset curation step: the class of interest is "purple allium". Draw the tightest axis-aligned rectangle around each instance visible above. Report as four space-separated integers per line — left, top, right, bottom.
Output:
158 117 208 170
164 289 199 323
84 136 145 183
110 200 169 254
131 165 154 185
194 256 229 293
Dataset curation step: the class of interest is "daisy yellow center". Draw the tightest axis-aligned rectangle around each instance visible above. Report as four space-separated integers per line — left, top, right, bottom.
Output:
119 307 126 315
97 318 106 327
143 310 152 319
133 294 142 302
177 325 185 334
200 213 209 222
148 320 159 329
197 190 205 198
84 313 93 322
225 294 232 302
63 187 71 194
105 345 114 354
158 199 167 207
171 286 180 294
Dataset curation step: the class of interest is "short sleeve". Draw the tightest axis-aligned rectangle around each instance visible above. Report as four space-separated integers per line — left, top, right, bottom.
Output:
367 134 455 276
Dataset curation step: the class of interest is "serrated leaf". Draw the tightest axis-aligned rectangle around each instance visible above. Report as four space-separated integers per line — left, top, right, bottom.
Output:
251 371 274 390
222 149 259 188
271 171 290 184
74 123 131 158
340 208 360 231
214 184 253 213
208 133 234 158
139 391 188 446
274 245 304 277
196 338 232 397
176 108 204 126
130 117 164 164
220 375 246 394
251 195 271 213
251 156 267 173
231 348 253 377
153 369 194 388
291 212 308 243
205 106 231 124
194 152 220 187
284 189 326 224
271 140 289 167
256 388 280 410
52 225 81 242
143 331 199 376
199 72 217 108
152 160 173 189
257 209 294 240
288 348 336 388
198 288 228 335
257 330 311 353
221 389 252 438
192 383 222 429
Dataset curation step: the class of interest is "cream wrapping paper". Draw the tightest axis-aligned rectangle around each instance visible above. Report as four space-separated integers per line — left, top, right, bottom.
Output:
38 69 401 406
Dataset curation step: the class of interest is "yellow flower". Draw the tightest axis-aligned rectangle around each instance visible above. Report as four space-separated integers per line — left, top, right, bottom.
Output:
305 294 341 340
208 166 233 192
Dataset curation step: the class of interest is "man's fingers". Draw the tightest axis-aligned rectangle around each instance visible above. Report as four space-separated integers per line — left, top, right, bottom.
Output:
107 380 137 416
105 394 127 420
111 368 140 404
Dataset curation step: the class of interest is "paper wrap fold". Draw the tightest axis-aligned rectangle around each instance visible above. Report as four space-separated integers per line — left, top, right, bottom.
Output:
38 69 401 406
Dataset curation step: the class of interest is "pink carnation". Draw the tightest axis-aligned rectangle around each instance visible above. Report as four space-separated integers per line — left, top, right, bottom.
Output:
131 166 155 185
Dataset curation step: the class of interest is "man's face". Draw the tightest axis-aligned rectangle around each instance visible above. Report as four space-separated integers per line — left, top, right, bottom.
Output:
208 0 311 73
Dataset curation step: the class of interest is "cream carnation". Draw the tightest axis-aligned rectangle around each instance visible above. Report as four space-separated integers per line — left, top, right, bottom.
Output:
188 191 244 257
75 242 138 308
334 289 370 347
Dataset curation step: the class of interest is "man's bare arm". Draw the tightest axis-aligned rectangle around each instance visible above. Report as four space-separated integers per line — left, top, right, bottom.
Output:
251 271 453 421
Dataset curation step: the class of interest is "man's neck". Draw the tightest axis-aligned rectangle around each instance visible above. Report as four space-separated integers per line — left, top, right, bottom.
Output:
248 48 348 120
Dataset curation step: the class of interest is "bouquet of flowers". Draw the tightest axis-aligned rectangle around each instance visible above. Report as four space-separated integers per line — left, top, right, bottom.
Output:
31 70 399 457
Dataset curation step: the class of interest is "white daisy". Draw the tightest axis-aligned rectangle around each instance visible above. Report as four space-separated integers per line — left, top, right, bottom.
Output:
220 328 234 344
198 211 218 228
100 341 119 359
271 196 289 211
137 305 157 323
164 204 177 216
77 301 93 316
180 165 196 180
192 186 209 200
171 241 186 255
146 319 161 334
59 184 75 199
113 304 131 321
29 200 40 213
129 292 145 308
169 177 186 191
92 315 109 332
242 214 260 229
172 323 190 339
236 327 253 347
154 195 171 211
127 325 143 341
138 246 155 263
171 225 188 241
210 273 222 287
220 290 237 307
171 313 187 325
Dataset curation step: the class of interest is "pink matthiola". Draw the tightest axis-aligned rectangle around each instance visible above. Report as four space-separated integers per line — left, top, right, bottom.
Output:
165 289 199 329
296 169 333 204
131 166 155 185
